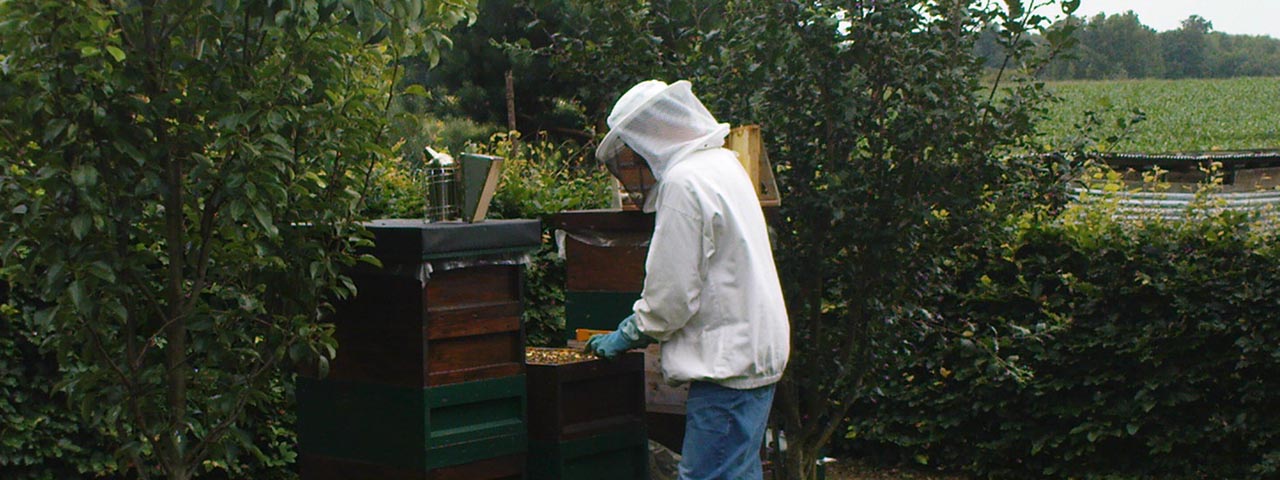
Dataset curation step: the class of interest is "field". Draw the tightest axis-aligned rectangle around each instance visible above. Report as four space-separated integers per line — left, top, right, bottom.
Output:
1038 77 1280 153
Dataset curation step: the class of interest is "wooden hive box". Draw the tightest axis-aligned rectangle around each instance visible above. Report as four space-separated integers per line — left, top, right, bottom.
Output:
527 428 649 480
298 375 527 474
550 210 653 335
318 219 542 388
525 348 645 442
298 219 541 479
301 452 526 480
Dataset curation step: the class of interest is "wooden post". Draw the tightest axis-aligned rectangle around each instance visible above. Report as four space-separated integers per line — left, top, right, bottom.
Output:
505 69 517 133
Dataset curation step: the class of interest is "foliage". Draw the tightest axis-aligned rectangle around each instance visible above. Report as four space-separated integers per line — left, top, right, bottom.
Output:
479 133 613 345
1040 12 1164 79
0 1 475 479
1043 12 1280 80
535 1 1080 478
1040 77 1280 152
411 0 592 138
843 175 1280 479
359 155 429 220
0 286 119 479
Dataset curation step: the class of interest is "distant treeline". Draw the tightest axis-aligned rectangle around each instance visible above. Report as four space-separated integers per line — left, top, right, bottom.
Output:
979 12 1280 80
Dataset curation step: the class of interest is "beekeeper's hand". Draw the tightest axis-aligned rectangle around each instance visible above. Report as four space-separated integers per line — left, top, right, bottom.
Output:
584 314 654 359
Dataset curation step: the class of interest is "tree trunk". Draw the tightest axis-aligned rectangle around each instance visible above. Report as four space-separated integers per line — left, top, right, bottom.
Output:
781 442 820 480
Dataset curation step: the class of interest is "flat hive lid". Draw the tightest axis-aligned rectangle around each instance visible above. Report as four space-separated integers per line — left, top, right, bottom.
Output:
363 218 541 263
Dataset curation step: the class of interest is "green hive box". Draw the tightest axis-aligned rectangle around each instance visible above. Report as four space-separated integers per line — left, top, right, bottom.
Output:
527 427 648 480
298 375 528 471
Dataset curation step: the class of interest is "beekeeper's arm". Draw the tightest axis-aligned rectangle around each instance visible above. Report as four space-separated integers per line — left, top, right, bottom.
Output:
632 188 707 341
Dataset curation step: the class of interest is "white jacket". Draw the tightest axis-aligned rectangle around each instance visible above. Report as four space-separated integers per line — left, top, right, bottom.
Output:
633 146 790 389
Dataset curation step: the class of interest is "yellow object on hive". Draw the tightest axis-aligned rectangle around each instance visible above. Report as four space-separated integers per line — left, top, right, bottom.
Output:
575 328 612 342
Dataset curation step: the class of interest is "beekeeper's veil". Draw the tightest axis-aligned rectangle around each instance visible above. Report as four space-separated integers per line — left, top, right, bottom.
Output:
596 80 731 212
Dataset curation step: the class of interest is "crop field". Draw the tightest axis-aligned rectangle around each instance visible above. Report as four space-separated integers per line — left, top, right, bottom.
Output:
1038 77 1280 153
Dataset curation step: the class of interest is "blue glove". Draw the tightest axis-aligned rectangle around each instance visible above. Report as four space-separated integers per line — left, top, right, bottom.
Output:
584 314 655 360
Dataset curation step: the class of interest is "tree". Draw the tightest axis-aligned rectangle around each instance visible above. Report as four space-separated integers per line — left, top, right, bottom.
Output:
1044 12 1162 80
0 1 475 479
541 1 1078 478
1162 15 1213 78
1080 11 1163 78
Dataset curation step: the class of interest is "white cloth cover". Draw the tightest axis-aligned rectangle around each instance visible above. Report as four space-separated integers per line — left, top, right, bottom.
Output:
599 80 790 389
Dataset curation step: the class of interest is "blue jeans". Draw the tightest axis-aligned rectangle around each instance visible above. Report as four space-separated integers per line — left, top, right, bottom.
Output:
679 381 776 480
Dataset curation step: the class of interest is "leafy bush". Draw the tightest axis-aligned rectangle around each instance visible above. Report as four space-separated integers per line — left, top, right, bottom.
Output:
479 133 613 345
0 1 476 479
843 181 1280 478
0 288 118 479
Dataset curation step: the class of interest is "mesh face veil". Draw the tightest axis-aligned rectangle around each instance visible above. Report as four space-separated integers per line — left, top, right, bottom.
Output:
603 146 657 209
596 80 730 212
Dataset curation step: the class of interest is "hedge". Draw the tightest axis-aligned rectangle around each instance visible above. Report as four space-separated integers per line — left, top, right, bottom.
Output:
845 210 1280 478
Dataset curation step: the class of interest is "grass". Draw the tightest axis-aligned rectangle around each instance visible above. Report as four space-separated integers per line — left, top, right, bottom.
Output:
1038 77 1280 153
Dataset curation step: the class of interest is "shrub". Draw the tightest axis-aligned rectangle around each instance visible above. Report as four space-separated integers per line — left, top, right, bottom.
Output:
479 132 613 345
843 180 1280 478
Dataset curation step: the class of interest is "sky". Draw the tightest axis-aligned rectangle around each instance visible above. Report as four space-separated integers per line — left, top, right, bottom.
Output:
1070 0 1280 38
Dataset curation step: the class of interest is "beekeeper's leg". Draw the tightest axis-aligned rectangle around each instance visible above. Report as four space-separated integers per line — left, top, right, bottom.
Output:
678 381 776 480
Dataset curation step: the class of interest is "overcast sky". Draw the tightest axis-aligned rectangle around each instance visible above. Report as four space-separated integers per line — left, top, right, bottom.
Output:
1070 0 1280 38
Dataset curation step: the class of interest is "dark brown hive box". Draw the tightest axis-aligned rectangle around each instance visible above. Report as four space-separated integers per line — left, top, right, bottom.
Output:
525 348 645 442
322 219 541 388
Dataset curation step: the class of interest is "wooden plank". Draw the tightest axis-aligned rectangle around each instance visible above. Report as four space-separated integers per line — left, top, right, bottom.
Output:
427 363 524 387
426 332 523 384
564 237 648 292
426 302 522 340
334 271 425 328
426 265 521 311
429 453 526 480
727 125 761 186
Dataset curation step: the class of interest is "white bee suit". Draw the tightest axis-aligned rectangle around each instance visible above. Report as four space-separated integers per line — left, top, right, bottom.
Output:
596 80 790 390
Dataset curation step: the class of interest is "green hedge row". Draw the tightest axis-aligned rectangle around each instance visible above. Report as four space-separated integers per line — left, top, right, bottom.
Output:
1 285 297 479
845 211 1280 478
1 285 118 479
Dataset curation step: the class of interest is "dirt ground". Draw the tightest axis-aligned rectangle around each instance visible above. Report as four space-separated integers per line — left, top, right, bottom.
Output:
823 459 966 480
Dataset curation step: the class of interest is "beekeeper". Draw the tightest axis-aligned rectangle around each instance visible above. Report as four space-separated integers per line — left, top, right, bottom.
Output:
585 79 790 480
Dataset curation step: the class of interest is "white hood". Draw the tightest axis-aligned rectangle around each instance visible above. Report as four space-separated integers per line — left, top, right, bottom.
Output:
596 80 731 212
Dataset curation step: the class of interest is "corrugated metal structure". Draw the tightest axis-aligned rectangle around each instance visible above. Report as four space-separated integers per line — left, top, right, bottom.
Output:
1096 151 1280 193
1070 188 1280 225
1071 151 1280 226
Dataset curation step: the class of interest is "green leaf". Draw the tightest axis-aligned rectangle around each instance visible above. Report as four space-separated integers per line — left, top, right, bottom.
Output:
252 204 278 236
71 214 92 239
403 84 429 97
86 262 115 283
105 45 126 62
69 280 89 313
33 306 59 330
71 165 99 187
